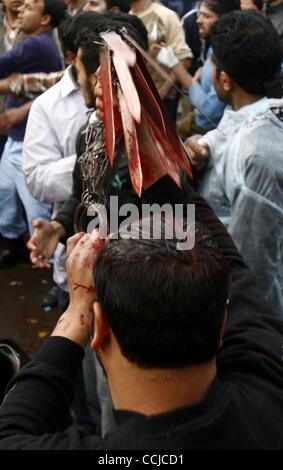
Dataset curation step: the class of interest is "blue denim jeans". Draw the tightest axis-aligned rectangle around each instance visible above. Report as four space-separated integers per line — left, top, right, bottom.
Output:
0 137 51 238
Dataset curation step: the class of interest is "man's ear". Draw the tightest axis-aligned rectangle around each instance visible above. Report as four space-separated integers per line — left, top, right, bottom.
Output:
65 51 76 65
41 14 52 28
91 302 110 352
219 71 233 93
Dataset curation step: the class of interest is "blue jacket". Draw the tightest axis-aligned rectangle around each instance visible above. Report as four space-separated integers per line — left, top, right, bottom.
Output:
0 32 62 141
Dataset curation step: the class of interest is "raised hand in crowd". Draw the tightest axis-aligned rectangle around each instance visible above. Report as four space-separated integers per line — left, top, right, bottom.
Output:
27 219 66 268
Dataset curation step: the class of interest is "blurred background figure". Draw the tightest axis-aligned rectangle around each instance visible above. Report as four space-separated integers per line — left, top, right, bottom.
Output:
84 0 130 12
159 1 197 17
130 0 192 124
241 0 264 11
83 0 106 11
0 0 24 155
0 0 66 268
64 0 87 15
266 1 283 55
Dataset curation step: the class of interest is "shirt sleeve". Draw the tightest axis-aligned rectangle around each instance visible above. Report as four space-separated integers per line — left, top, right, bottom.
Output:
23 98 76 203
9 71 64 99
0 337 93 450
163 10 193 60
189 80 225 129
0 37 38 79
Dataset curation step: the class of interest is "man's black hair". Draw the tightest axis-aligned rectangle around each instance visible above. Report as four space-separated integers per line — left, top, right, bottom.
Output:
43 0 67 28
202 0 241 16
210 11 282 95
95 221 230 369
105 11 148 50
75 12 148 75
105 0 131 13
58 11 101 55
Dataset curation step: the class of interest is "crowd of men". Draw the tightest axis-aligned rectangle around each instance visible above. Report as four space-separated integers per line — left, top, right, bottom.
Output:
0 0 282 450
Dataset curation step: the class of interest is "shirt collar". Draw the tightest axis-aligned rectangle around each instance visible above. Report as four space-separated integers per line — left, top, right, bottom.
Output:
60 65 79 98
224 97 269 123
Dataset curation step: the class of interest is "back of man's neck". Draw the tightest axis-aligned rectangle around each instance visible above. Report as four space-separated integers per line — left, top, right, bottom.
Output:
232 92 265 112
109 359 217 416
131 0 151 14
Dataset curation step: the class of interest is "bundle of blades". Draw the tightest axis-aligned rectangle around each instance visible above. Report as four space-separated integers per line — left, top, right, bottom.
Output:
99 31 193 198
75 31 194 232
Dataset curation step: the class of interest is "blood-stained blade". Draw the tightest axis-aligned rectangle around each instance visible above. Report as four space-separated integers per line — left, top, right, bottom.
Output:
133 61 166 136
101 31 141 124
135 53 192 180
137 110 181 189
117 87 143 196
99 46 115 166
124 33 192 180
100 31 136 66
113 53 141 124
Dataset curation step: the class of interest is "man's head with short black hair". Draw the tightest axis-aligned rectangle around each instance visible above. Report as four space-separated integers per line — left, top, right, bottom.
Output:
210 11 282 98
42 0 66 28
58 11 100 57
18 0 66 34
74 12 148 106
94 220 230 369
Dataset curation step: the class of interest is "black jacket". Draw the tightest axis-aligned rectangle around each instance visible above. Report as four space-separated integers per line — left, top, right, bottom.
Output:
0 176 282 449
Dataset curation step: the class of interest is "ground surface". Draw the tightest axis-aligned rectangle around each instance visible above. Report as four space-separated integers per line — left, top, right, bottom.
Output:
0 239 59 358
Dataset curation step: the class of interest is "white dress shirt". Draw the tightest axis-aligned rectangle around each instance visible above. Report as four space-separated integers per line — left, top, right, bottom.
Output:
23 66 88 291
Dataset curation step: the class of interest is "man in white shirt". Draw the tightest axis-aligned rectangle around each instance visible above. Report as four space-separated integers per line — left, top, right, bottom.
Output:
22 12 100 310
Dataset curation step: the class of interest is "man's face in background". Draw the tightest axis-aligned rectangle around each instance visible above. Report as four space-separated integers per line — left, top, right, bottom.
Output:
17 0 46 34
84 0 107 12
196 2 219 38
3 0 24 14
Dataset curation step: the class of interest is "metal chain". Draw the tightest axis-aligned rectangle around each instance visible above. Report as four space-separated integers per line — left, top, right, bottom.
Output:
78 116 110 206
74 115 112 232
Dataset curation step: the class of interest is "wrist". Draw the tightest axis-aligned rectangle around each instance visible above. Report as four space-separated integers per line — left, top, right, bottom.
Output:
51 220 67 240
52 305 94 349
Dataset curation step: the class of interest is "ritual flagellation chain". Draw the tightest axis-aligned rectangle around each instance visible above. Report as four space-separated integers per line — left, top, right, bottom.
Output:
74 111 112 233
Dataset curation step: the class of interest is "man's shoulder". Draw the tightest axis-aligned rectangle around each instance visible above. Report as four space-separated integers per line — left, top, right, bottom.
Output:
182 8 197 25
16 32 54 54
238 105 283 152
31 78 63 111
31 69 79 111
31 32 56 48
